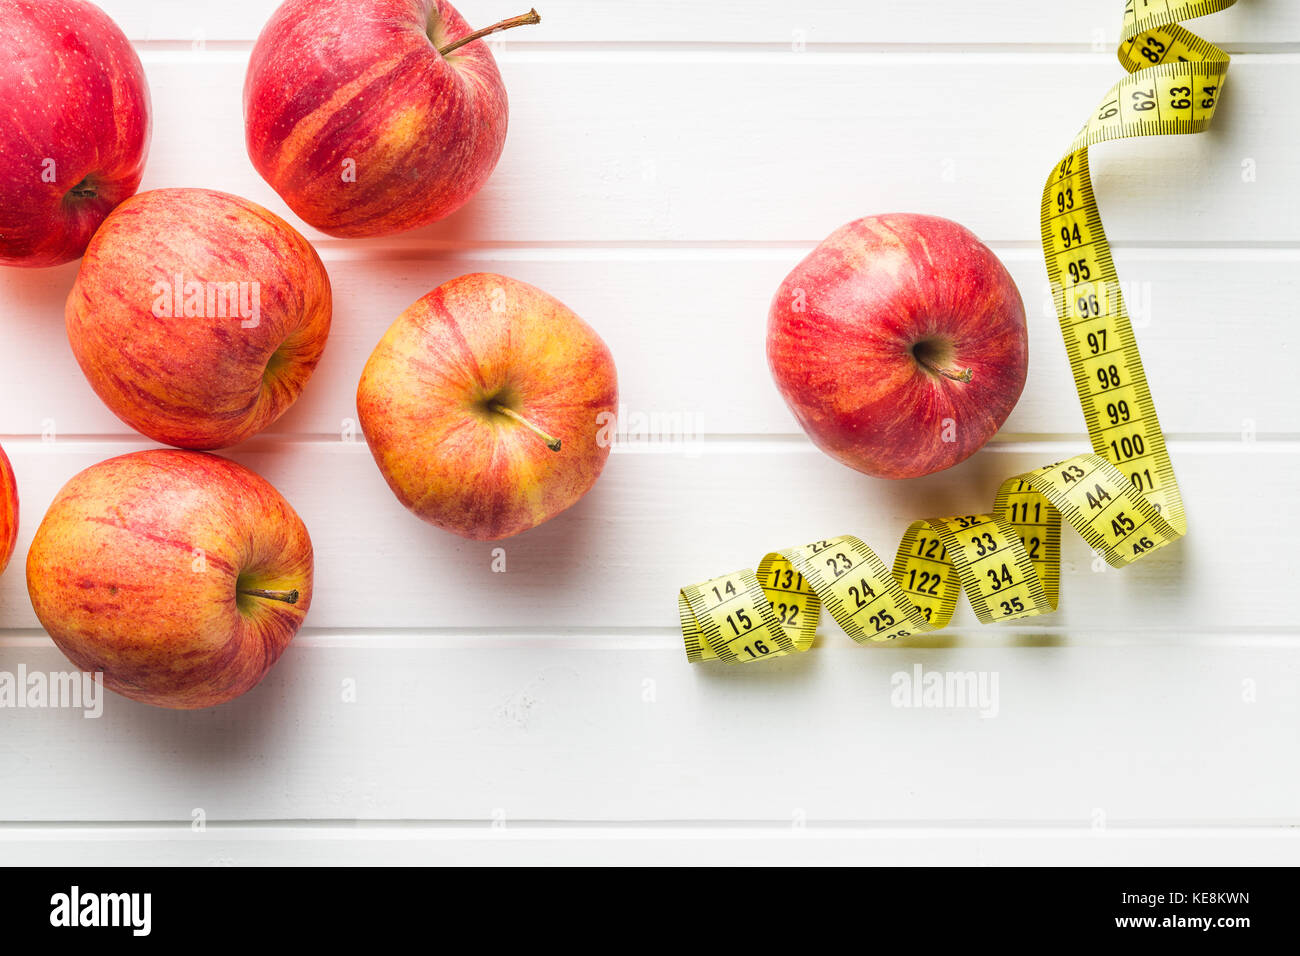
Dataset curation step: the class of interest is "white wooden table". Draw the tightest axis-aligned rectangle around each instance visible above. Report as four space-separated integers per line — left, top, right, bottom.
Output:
1 0 1296 866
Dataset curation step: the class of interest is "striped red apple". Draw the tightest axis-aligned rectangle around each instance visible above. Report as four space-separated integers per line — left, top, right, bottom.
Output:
244 0 539 238
65 188 332 449
357 274 618 540
0 0 151 267
27 450 313 710
0 443 16 576
768 214 1028 479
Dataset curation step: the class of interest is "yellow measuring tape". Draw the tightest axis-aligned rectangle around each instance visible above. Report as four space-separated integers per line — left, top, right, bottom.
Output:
678 0 1232 663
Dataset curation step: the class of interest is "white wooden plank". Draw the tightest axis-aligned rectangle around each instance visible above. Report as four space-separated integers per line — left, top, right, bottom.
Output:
97 0 1300 46
0 639 1295 822
3 824 1298 866
2 0 1294 857
0 440 1292 631
0 248 1293 438
113 52 1297 245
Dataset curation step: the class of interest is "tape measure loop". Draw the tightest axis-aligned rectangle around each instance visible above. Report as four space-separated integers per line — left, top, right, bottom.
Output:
679 0 1227 663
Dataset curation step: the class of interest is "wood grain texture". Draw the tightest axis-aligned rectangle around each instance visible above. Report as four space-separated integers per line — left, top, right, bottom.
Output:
97 0 1300 46
0 0 1295 863
1 248 1294 438
1 639 1295 823
3 825 1297 866
116 52 1298 247
0 440 1293 631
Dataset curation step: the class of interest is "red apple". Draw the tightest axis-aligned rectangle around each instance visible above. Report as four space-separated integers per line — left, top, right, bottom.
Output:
0 443 16 576
244 0 539 238
26 449 313 710
66 188 333 449
0 0 150 267
357 273 618 540
767 214 1028 479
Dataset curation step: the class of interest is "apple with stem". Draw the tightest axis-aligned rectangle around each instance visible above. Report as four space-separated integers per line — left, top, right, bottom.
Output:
0 443 16 576
0 0 151 267
65 188 333 449
27 449 313 710
768 214 1028 479
357 273 618 540
245 1 540 238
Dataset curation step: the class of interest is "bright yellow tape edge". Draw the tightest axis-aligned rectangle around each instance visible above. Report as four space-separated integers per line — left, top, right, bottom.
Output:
679 0 1233 663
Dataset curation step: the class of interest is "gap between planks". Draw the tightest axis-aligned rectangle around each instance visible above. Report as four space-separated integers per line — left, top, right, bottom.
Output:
3 820 1298 832
127 41 1300 57
0 436 1297 449
1 628 1298 648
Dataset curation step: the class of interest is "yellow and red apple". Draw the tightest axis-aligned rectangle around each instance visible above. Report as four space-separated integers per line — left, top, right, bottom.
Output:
66 188 333 449
768 214 1028 479
357 273 618 540
26 450 313 710
0 443 16 576
244 0 539 238
0 0 151 267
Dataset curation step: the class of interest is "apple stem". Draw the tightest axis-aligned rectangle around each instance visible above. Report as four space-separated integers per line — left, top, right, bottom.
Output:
917 356 974 383
490 403 562 452
238 587 300 605
437 8 541 57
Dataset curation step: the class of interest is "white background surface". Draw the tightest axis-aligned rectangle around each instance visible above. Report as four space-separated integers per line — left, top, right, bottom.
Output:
0 0 1297 866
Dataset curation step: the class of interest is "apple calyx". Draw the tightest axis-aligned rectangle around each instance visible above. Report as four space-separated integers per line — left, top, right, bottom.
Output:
437 8 541 58
67 177 98 200
238 587 300 605
490 402 562 452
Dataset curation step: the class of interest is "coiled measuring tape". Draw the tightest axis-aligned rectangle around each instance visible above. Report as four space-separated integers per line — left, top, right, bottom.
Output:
678 0 1232 663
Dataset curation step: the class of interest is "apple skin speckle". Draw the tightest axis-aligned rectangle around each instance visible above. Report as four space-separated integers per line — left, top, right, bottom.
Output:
767 214 1029 480
0 444 16 577
357 273 619 541
26 450 313 710
0 0 151 267
65 188 333 450
244 0 510 238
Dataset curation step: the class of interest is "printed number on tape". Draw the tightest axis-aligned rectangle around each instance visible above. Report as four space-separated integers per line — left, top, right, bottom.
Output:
679 0 1229 662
